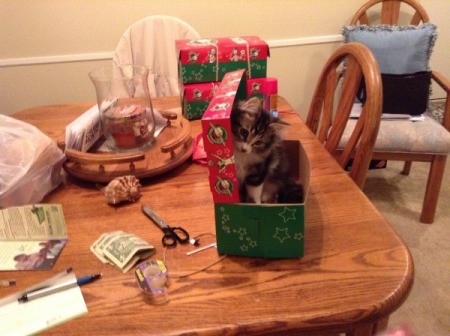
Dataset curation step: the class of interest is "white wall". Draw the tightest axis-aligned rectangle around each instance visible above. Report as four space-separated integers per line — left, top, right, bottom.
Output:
1 0 449 119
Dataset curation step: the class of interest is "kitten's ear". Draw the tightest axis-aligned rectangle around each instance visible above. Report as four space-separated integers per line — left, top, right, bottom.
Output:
240 97 261 116
269 121 288 136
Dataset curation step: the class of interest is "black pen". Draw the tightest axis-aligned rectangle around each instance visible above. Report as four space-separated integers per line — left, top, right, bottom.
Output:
18 274 101 303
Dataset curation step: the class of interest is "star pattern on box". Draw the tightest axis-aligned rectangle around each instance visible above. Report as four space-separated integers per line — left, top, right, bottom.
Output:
181 68 187 79
185 105 196 119
246 237 257 248
294 232 304 241
278 207 297 223
222 225 231 233
223 148 232 156
273 227 291 244
233 227 247 241
220 208 231 233
225 172 235 179
194 73 203 81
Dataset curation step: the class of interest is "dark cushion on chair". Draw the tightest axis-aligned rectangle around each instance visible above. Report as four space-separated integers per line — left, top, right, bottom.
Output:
357 71 432 115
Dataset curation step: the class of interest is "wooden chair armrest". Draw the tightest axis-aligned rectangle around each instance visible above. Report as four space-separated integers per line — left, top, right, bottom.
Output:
431 71 450 131
432 71 450 93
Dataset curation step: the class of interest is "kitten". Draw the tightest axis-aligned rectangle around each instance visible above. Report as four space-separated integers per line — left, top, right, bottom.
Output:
230 97 303 204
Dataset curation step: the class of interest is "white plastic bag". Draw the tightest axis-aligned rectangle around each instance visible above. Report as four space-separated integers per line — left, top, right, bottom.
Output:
0 115 65 208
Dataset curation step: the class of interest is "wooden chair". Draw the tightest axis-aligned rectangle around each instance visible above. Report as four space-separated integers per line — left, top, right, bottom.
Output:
348 0 450 223
351 0 429 25
306 42 382 189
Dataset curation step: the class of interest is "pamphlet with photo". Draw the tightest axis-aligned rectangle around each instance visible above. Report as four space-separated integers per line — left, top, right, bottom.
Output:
0 204 68 271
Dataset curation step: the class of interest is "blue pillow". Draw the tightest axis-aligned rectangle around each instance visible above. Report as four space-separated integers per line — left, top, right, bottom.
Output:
342 23 437 74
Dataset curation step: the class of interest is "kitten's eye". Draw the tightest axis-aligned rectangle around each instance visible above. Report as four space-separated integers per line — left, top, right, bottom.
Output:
253 140 264 147
239 128 248 138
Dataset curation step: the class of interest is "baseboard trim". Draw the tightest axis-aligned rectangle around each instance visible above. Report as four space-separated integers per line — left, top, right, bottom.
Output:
0 35 343 67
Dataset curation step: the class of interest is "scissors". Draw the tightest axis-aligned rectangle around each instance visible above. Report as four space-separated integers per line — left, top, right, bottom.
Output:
141 204 191 247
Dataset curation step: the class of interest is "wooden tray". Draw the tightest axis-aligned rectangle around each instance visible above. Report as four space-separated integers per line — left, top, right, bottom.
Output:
62 113 193 183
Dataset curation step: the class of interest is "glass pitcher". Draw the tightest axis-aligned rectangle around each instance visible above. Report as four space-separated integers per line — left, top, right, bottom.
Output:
89 65 156 152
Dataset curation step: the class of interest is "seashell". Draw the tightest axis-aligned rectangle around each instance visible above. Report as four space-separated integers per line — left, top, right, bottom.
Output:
102 175 142 205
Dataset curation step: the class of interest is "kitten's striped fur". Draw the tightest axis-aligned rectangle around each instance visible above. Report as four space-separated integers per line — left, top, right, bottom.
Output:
231 97 302 203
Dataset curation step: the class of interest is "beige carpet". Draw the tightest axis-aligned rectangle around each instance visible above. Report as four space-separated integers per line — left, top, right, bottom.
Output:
363 156 450 335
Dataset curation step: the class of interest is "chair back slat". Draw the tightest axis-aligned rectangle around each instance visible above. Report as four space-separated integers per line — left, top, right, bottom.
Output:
350 0 430 25
317 70 338 143
325 56 363 155
381 1 401 24
306 43 382 189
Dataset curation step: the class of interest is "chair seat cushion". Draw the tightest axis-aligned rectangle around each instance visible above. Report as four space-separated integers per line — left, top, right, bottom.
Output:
340 111 450 154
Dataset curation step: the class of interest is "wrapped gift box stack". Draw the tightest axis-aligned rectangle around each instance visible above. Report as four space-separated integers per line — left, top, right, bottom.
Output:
177 36 277 120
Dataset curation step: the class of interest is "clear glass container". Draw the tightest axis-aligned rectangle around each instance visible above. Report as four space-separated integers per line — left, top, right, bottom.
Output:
89 65 156 152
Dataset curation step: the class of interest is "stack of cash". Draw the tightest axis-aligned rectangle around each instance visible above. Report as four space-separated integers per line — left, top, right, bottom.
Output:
90 231 156 273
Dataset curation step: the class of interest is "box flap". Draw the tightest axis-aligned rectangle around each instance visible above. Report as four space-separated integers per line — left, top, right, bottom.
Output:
201 69 247 203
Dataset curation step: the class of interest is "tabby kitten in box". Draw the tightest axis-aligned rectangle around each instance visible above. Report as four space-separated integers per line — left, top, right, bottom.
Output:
231 97 302 204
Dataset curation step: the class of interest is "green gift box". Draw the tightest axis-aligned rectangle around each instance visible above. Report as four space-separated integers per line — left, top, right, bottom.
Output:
202 70 310 258
182 82 220 120
177 36 269 85
214 139 309 259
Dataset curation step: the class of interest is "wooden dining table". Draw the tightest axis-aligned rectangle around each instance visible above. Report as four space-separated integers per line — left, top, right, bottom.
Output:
2 96 413 336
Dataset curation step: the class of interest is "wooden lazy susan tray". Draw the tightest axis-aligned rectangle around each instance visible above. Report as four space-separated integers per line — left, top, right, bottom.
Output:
61 112 193 183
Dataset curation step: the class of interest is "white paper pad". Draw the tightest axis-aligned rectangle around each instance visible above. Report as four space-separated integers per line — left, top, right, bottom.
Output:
0 272 88 335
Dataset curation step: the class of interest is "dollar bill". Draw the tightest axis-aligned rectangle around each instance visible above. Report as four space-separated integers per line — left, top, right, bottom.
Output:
103 234 154 272
90 231 124 265
90 231 155 272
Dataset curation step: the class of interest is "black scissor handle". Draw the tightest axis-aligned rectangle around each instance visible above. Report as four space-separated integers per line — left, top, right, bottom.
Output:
171 227 190 243
162 227 189 247
162 233 176 247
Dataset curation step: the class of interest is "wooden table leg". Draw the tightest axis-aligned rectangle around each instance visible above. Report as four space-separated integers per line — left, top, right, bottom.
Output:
349 324 373 336
372 317 389 335
348 316 389 336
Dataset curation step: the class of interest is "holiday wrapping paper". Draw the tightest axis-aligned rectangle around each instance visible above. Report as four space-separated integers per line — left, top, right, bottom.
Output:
182 82 220 120
246 77 278 111
177 36 269 85
201 70 246 203
182 77 278 120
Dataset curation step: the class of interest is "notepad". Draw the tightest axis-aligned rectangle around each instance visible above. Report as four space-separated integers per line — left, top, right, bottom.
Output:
0 272 88 335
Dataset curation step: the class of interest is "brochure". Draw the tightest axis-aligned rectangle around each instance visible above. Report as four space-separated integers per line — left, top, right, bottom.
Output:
0 204 67 271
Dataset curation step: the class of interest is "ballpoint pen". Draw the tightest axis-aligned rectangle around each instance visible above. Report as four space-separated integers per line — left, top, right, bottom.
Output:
18 273 102 303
